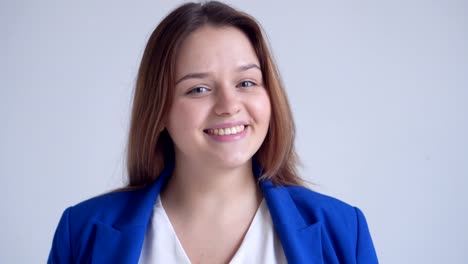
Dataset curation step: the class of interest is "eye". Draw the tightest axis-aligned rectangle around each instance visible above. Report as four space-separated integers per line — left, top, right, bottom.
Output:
238 80 256 88
186 86 210 95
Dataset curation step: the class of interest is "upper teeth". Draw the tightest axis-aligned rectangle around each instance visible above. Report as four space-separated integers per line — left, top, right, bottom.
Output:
207 125 245 136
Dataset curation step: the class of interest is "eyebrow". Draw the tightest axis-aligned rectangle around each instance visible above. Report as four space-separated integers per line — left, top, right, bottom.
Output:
175 63 261 85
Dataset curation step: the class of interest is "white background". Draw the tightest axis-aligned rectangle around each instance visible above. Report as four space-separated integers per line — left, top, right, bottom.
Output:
1 0 467 263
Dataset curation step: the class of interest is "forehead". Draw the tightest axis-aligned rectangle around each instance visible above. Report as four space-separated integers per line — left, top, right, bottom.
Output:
175 25 260 74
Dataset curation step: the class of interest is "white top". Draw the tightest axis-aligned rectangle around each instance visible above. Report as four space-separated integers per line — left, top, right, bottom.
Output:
139 196 287 264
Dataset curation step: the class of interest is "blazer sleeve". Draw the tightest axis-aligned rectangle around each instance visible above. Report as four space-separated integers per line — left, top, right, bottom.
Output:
354 207 379 263
48 207 73 264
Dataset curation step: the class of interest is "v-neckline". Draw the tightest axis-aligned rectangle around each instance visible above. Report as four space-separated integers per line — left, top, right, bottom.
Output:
158 196 266 264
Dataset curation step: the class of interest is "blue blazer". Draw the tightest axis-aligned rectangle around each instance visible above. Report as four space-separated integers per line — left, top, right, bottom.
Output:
48 162 378 263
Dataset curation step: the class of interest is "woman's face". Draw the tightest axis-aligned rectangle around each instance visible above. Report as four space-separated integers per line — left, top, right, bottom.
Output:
166 25 271 170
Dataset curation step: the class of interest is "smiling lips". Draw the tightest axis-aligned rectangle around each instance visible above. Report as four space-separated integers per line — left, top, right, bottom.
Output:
206 125 246 136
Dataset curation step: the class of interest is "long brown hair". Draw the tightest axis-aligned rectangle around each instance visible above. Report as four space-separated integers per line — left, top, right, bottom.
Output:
127 1 302 187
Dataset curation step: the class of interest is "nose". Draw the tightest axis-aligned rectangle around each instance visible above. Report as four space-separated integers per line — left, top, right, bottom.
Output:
214 85 241 116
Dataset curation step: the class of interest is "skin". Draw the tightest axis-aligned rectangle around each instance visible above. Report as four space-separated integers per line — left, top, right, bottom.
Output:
161 25 272 263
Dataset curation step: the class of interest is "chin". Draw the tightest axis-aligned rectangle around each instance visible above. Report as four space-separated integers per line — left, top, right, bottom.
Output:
211 156 252 170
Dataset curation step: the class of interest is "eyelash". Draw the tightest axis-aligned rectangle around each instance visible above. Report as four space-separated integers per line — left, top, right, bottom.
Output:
185 80 257 95
186 86 210 95
238 80 256 88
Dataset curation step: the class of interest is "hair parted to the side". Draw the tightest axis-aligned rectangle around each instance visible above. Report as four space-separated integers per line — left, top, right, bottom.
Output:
127 1 303 187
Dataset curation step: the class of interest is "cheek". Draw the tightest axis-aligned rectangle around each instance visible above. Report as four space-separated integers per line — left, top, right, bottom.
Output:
167 100 209 131
251 92 271 123
167 103 191 132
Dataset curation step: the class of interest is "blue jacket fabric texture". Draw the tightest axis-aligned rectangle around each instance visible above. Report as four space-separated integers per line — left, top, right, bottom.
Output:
48 162 378 263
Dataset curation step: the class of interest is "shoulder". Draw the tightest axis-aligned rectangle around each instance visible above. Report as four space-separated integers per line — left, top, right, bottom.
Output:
67 187 147 225
49 187 152 263
283 185 361 231
277 185 378 262
285 185 356 211
284 186 379 262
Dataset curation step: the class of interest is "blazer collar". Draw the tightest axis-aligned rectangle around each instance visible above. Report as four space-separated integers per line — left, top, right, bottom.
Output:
90 162 174 263
91 161 325 263
115 162 174 228
254 161 326 263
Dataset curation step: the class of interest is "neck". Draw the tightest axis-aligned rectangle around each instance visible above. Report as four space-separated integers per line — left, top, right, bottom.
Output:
161 158 262 215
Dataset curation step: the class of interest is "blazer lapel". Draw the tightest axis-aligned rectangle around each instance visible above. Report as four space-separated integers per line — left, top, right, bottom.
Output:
87 161 334 263
254 162 331 263
260 180 326 263
89 162 174 264
89 223 146 263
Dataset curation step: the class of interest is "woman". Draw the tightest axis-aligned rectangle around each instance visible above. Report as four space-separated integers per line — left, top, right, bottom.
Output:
48 1 378 263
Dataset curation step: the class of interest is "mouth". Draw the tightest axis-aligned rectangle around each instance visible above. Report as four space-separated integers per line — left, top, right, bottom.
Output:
204 124 248 136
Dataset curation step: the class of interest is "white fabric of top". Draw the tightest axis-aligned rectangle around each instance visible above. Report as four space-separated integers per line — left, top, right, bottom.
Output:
138 195 287 263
